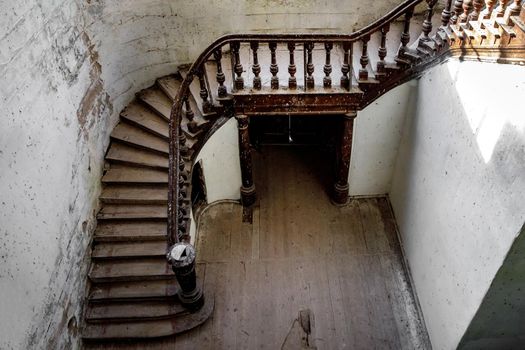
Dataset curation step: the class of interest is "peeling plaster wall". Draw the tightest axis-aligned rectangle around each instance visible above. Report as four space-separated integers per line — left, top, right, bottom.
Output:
82 0 408 123
0 1 113 349
390 61 525 350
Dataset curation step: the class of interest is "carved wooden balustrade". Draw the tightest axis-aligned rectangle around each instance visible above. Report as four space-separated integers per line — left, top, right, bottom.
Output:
166 0 525 310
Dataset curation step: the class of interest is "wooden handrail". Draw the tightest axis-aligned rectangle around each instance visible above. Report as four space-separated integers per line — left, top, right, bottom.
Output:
167 0 525 245
167 0 429 244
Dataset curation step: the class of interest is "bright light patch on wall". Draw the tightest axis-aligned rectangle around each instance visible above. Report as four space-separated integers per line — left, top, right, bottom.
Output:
447 61 525 163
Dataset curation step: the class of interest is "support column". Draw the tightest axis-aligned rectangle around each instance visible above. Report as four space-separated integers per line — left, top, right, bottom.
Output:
332 111 357 205
236 114 257 206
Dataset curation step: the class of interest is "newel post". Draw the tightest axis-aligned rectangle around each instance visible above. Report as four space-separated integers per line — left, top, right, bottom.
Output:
167 242 204 311
236 114 257 206
332 111 357 205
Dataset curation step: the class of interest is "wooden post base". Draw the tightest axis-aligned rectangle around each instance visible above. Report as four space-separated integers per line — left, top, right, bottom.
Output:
332 182 349 205
241 184 257 207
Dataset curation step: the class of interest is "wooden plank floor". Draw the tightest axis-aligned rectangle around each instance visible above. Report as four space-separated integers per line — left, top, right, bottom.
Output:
85 146 431 349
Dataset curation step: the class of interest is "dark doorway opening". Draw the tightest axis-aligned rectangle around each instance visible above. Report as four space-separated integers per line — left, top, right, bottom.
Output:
249 115 340 199
191 160 207 215
249 115 339 148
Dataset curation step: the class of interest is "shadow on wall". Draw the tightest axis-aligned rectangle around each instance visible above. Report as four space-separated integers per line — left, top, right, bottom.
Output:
458 222 525 349
389 60 525 350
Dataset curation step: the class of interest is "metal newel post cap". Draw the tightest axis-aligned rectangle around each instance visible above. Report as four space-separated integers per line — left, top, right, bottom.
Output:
167 242 196 268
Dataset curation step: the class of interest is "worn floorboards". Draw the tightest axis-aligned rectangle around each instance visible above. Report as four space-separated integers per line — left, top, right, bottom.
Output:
84 146 430 349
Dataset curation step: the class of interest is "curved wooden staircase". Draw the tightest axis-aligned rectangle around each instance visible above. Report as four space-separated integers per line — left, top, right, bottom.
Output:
82 0 525 343
82 73 216 341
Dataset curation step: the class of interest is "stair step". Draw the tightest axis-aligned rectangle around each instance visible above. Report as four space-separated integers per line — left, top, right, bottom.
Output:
102 166 168 185
94 221 167 242
92 241 167 260
510 16 525 33
106 143 168 170
100 185 168 204
137 88 173 121
89 280 178 302
89 258 173 283
482 20 502 39
157 74 182 101
97 204 167 220
495 18 517 37
120 102 169 140
469 21 488 39
85 300 186 323
111 123 168 155
82 294 213 340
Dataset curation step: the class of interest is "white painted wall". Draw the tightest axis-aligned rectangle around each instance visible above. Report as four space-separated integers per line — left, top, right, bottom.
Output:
390 61 525 350
195 118 242 204
349 81 416 196
0 1 113 349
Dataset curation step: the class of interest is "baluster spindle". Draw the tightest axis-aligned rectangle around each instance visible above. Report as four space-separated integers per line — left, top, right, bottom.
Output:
398 8 414 57
232 42 244 90
340 42 351 89
471 0 484 20
269 42 279 89
213 49 227 97
323 42 333 88
441 0 454 26
184 96 197 133
482 0 497 18
377 25 390 77
250 42 261 90
179 125 188 156
288 43 297 89
451 0 464 24
496 0 508 16
359 36 370 81
459 0 473 22
198 69 212 114
422 0 438 39
306 43 315 89
509 0 522 17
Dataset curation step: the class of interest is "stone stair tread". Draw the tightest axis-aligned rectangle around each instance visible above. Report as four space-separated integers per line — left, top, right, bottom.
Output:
89 280 178 302
89 258 173 283
106 142 168 170
470 21 488 38
85 300 186 322
120 102 169 140
482 19 502 38
97 204 167 220
92 241 167 260
102 166 168 185
100 185 168 204
82 293 214 340
511 16 525 32
94 221 167 242
495 17 517 37
137 88 173 121
111 123 168 154
157 74 182 101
